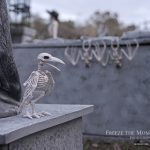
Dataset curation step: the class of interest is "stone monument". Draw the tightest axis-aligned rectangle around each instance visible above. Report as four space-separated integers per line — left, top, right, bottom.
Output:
47 10 59 39
0 0 21 118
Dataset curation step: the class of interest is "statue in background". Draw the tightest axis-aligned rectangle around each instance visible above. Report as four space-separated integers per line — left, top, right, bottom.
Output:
0 0 21 118
47 10 59 39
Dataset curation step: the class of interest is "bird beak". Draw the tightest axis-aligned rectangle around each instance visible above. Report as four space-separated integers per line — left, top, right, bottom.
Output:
46 63 61 71
51 56 65 64
46 56 65 71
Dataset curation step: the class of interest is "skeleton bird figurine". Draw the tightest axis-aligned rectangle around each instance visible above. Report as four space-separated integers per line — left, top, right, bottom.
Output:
17 53 65 119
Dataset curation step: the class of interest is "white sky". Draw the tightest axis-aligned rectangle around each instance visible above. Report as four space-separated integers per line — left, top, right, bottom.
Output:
31 0 150 26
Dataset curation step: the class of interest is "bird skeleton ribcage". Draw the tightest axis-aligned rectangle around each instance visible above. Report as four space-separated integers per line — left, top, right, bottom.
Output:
18 69 55 113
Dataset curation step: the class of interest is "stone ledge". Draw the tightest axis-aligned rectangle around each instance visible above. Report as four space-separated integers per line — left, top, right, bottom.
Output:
13 37 150 49
0 104 93 145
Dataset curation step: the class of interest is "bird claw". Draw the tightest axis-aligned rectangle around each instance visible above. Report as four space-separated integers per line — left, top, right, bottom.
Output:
23 113 33 119
41 111 51 116
34 111 51 118
22 111 51 119
32 113 41 118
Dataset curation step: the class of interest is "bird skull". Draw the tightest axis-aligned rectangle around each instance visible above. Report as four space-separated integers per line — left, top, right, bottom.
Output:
37 53 65 71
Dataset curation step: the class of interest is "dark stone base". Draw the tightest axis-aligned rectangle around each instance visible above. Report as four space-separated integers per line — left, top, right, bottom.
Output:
0 104 93 150
0 118 82 150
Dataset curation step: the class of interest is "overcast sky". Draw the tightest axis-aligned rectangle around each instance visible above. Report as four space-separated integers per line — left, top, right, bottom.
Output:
31 0 150 26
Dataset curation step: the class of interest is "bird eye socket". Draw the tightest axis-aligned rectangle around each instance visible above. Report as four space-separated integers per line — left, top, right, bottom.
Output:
44 56 49 59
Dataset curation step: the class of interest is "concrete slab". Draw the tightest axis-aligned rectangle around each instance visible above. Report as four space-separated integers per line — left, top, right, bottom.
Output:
0 104 93 144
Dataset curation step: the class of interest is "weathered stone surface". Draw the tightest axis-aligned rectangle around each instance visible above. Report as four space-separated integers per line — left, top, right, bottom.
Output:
0 0 21 118
0 104 93 144
9 118 82 150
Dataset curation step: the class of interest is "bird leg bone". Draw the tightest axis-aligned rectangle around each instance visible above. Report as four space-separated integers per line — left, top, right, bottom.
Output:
30 102 51 118
23 102 40 119
23 104 33 119
23 92 51 119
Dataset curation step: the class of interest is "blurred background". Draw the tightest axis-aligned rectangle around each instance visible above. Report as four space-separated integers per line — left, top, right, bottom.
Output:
7 0 150 41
